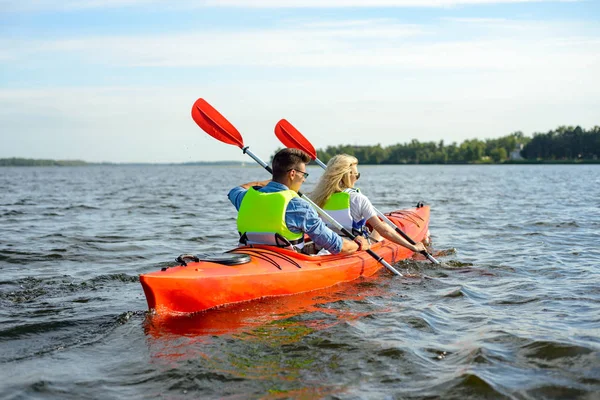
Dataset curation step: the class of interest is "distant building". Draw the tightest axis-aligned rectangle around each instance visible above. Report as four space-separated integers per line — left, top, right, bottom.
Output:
510 144 524 160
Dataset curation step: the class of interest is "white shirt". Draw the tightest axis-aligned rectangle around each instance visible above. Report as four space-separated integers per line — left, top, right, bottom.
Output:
349 190 377 224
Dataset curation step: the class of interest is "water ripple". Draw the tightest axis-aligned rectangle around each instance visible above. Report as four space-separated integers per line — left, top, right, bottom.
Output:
1 164 599 399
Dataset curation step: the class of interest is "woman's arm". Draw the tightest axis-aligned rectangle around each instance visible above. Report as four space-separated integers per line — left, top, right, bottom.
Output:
368 216 426 253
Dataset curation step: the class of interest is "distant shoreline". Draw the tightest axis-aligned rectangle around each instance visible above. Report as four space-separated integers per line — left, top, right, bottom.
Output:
1 157 598 167
0 158 248 167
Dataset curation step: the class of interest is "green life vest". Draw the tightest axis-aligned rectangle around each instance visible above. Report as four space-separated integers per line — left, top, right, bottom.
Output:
237 187 304 248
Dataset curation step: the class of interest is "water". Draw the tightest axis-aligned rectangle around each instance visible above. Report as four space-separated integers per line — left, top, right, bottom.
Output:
1 164 599 399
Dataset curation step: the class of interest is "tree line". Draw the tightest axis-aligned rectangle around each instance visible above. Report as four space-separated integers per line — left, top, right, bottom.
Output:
315 125 600 164
0 158 247 167
4 125 598 166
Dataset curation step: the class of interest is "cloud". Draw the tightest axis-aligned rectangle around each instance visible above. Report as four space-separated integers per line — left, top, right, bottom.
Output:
0 0 582 12
2 17 598 72
197 0 580 7
1 51 598 162
0 2 597 162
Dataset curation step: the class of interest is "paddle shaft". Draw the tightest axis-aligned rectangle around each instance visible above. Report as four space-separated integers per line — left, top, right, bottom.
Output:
313 156 439 264
242 147 403 276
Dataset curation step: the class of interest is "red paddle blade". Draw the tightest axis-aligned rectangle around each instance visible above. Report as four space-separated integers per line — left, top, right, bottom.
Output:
274 119 318 160
191 98 244 148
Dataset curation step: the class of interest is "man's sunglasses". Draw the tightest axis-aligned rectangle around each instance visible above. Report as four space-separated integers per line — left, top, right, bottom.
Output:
288 168 309 179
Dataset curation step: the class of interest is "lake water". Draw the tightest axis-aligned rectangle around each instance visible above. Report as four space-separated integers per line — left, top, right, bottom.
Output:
1 164 599 399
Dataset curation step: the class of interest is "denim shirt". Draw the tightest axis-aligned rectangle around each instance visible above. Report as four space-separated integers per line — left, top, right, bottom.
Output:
228 181 343 254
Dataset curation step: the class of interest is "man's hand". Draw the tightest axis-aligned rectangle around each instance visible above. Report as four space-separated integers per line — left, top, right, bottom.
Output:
240 179 271 189
354 236 370 252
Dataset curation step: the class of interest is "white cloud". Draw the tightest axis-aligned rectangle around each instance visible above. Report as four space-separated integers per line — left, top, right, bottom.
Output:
1 51 598 162
198 0 580 7
2 18 598 71
0 0 582 12
0 5 597 162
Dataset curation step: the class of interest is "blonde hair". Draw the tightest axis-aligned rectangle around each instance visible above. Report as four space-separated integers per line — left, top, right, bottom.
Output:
310 154 358 207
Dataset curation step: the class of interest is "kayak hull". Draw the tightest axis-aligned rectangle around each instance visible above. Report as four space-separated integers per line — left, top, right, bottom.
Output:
140 206 430 315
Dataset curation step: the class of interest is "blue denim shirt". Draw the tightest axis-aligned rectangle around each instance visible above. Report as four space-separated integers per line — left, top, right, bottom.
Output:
228 181 343 254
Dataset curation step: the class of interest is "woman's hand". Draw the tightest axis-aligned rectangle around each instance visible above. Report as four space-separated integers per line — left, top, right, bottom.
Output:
412 242 426 253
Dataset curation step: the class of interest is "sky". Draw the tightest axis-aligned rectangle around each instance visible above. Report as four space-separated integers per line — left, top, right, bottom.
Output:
0 0 599 163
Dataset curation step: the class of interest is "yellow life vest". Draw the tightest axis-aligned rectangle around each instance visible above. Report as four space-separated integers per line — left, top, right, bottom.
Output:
323 188 367 236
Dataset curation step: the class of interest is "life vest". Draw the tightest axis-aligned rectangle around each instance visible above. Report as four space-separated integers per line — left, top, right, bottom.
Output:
322 188 368 237
237 187 305 249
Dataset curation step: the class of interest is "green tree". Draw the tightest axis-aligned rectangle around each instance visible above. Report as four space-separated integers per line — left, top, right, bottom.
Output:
490 147 508 162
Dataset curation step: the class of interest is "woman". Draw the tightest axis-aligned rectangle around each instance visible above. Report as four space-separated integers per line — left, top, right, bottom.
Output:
310 154 427 253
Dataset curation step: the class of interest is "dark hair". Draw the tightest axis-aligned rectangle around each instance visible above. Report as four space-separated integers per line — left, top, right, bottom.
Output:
272 148 311 181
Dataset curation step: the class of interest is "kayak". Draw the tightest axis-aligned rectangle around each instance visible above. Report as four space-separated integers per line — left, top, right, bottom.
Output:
140 205 431 315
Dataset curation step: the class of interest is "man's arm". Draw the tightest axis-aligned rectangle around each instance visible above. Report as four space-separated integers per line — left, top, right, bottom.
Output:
239 179 271 190
286 198 369 255
228 179 271 211
339 236 370 255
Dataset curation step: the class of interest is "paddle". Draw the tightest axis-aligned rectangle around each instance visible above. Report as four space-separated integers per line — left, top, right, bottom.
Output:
274 118 440 265
191 98 403 276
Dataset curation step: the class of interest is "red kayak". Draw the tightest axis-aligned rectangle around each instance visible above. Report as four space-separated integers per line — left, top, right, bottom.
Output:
140 206 431 315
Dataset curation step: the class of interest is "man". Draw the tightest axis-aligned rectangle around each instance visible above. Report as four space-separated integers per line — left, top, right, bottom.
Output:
228 148 369 255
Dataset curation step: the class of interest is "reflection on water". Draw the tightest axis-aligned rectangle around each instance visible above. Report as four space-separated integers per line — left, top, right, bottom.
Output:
144 279 388 339
1 165 599 399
